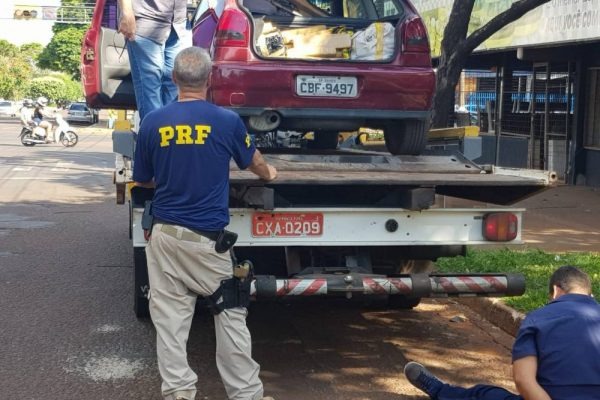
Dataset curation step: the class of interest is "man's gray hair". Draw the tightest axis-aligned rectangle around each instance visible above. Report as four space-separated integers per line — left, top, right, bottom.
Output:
173 47 212 88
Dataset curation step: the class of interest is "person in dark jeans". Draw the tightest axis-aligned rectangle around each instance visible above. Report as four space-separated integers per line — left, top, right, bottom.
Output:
404 265 600 400
117 0 190 122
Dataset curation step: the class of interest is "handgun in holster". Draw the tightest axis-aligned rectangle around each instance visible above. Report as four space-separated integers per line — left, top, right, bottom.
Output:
207 260 254 315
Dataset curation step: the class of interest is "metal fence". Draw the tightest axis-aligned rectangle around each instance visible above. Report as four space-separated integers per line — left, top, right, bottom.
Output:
456 66 574 177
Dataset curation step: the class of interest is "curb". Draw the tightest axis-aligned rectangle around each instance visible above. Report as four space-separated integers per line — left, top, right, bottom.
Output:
459 297 526 337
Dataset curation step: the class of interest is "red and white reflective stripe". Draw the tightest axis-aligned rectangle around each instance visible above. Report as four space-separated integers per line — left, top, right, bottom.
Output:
362 278 413 294
250 275 514 297
276 278 328 296
431 276 508 294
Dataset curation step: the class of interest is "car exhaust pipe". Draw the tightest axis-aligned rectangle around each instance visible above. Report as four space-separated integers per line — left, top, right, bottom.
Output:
248 111 281 132
251 273 526 298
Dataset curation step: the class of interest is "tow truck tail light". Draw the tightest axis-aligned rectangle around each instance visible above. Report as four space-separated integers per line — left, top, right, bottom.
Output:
214 0 250 61
483 212 519 242
402 17 430 53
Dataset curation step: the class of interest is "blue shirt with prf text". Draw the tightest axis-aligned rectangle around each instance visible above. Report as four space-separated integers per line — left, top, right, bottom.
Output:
133 100 255 232
512 293 600 399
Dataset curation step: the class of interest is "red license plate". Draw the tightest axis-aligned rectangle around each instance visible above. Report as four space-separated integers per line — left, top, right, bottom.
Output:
252 212 323 237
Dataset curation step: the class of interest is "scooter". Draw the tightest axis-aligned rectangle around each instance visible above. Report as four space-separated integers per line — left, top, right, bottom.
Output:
19 113 79 147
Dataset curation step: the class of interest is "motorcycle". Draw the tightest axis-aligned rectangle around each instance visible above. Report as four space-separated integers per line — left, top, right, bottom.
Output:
19 113 78 147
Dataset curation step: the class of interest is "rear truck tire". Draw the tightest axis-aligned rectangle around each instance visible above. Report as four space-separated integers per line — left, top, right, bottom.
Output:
306 130 339 150
134 247 150 318
384 120 428 155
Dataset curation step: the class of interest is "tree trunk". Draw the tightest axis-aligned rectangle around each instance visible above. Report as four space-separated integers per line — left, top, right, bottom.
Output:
431 0 553 128
431 0 475 128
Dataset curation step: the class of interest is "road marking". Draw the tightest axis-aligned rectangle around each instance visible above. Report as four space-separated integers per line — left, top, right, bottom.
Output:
52 161 74 171
64 355 148 382
11 166 32 171
0 177 68 180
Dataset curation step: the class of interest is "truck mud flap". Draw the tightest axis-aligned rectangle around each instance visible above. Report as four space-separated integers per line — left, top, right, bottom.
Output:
251 273 525 298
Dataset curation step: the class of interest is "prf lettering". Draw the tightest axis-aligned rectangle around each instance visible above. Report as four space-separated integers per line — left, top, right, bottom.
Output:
159 125 211 147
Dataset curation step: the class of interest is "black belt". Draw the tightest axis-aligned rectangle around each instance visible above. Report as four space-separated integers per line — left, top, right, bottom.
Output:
154 218 221 242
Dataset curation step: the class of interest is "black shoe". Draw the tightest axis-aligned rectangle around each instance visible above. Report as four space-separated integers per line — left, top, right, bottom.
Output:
404 362 443 398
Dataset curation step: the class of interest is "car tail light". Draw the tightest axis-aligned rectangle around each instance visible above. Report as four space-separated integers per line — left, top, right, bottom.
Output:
214 0 250 61
483 213 519 242
402 17 430 53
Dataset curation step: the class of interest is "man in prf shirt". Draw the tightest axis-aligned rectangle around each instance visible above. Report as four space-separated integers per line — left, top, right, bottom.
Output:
133 47 277 400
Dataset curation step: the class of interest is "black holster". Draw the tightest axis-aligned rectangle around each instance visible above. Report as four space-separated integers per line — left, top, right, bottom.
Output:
141 200 153 231
206 263 253 315
214 230 238 253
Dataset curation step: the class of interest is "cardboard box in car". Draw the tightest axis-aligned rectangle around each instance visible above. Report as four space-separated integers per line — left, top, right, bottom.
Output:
281 25 328 44
283 26 352 58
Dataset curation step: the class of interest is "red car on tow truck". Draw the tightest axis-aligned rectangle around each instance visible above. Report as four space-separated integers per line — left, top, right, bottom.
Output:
81 0 435 154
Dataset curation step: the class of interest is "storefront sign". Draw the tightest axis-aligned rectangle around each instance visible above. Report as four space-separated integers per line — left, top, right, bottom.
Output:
412 0 600 56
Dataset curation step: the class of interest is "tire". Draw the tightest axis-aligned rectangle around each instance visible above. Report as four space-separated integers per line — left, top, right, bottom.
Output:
306 130 339 150
134 247 150 318
20 133 35 146
383 120 428 155
388 295 422 309
60 131 78 147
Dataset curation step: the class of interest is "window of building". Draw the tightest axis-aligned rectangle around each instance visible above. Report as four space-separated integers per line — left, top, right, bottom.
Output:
584 68 600 149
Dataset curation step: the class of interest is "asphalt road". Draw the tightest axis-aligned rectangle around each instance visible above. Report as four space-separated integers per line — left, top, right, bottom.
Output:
0 118 518 400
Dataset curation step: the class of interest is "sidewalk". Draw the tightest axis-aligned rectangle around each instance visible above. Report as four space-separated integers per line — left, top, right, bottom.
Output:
516 184 600 253
453 184 600 335
444 184 600 253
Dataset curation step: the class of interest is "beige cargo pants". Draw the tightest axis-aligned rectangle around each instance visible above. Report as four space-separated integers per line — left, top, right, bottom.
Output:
146 223 264 400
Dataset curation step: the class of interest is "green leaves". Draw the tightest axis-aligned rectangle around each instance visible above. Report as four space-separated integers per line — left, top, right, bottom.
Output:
38 27 86 80
0 48 33 100
28 73 83 106
436 248 600 313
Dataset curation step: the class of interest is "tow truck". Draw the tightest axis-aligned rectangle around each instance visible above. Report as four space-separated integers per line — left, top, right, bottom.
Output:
84 0 557 317
113 134 556 317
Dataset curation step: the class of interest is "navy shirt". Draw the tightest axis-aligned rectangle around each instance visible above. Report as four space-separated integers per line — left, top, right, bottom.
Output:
512 293 600 399
133 100 255 231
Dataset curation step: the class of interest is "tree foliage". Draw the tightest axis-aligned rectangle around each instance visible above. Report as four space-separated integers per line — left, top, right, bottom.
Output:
53 0 92 33
38 27 85 79
0 55 33 100
0 40 19 58
432 0 552 128
27 74 82 106
20 43 44 66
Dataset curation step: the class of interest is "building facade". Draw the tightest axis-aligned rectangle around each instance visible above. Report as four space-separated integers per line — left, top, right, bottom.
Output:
413 0 600 186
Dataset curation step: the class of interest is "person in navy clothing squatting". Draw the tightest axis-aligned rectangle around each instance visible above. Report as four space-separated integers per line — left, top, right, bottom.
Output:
404 265 600 400
133 47 277 400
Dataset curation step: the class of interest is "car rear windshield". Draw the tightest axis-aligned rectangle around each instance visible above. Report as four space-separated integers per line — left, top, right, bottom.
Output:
70 103 88 111
0 101 11 107
301 0 404 19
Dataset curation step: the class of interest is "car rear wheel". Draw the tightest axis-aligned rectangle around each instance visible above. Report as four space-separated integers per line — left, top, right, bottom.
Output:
384 120 428 155
306 130 339 150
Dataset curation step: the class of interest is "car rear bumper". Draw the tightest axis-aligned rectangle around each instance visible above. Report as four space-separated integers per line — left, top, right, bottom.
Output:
67 116 94 123
230 107 430 120
211 63 435 111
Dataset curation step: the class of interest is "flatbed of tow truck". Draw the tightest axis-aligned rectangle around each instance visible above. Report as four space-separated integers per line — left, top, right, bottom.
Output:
225 149 557 208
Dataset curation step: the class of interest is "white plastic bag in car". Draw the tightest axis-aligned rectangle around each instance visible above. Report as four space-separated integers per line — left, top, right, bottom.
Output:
351 22 395 61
